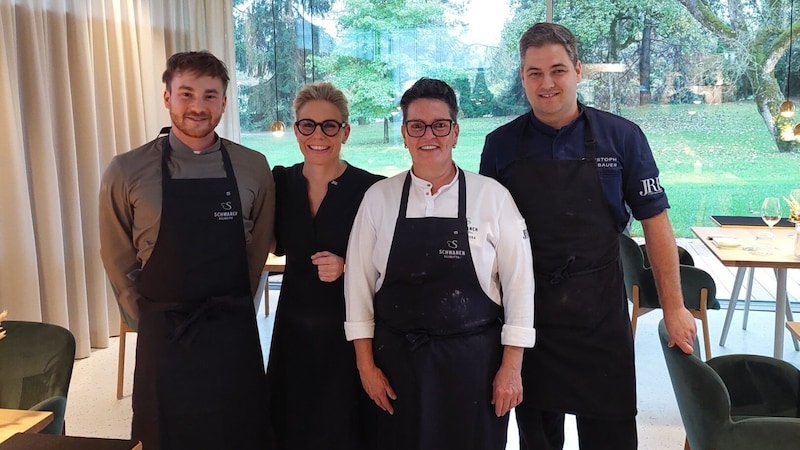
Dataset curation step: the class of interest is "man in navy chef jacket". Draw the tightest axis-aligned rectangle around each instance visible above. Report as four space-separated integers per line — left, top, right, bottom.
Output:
480 23 697 450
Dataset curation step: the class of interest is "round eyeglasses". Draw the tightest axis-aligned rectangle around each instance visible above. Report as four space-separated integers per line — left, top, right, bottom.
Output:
295 119 346 137
404 119 454 138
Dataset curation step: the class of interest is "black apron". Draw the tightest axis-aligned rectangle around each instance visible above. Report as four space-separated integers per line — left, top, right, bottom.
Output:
132 139 270 449
509 112 636 418
372 169 507 450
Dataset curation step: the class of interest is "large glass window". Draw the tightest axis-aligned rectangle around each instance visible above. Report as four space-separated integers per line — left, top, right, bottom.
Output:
234 0 800 237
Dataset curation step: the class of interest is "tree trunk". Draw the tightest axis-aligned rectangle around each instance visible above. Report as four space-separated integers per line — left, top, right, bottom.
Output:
639 20 652 106
748 64 796 152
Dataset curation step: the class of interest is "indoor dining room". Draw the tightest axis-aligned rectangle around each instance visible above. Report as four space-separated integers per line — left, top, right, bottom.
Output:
55 253 800 450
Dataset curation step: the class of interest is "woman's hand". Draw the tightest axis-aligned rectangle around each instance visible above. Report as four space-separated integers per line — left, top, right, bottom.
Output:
491 346 524 416
358 364 397 415
310 251 345 282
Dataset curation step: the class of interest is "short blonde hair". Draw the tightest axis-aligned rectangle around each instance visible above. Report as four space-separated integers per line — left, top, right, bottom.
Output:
292 82 349 123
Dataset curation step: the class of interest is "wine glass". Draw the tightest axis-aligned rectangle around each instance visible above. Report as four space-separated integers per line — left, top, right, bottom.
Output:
758 197 782 255
761 197 782 232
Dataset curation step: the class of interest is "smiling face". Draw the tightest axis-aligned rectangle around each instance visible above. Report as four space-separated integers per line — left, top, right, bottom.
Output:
293 99 350 167
163 71 226 150
402 98 459 178
520 43 582 129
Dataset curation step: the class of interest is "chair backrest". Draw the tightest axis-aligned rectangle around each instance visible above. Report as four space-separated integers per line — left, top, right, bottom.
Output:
658 319 731 449
620 233 720 311
619 233 659 307
641 244 695 267
679 265 721 310
0 321 76 411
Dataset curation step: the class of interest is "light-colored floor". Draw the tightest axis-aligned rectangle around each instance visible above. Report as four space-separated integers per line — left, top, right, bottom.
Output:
64 247 800 449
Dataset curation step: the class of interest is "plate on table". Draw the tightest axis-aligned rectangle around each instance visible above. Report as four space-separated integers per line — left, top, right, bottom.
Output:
712 237 741 248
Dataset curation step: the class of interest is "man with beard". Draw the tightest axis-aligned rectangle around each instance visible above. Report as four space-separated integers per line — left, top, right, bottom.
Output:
99 51 274 450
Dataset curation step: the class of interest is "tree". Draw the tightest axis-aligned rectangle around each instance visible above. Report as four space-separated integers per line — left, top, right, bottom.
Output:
234 0 334 131
676 0 799 151
497 0 717 111
471 68 495 117
315 0 465 124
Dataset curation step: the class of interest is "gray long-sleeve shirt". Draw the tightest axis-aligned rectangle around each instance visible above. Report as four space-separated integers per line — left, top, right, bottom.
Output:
99 132 275 320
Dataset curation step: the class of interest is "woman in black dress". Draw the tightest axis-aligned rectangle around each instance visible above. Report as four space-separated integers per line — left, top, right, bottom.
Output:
266 82 383 450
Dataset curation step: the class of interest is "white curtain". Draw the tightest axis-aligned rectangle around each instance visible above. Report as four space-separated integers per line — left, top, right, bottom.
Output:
0 0 239 358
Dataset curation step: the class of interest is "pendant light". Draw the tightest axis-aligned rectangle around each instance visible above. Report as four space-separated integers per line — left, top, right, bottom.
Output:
270 0 286 137
782 0 796 118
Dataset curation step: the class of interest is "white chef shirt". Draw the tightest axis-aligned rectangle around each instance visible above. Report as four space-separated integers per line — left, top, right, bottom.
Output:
344 166 536 348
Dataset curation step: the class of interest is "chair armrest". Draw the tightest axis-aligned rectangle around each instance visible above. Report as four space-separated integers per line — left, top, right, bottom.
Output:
29 396 67 435
717 416 800 448
708 355 800 417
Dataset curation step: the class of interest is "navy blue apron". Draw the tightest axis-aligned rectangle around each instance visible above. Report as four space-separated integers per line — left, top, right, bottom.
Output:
372 169 507 450
509 111 636 418
132 138 270 449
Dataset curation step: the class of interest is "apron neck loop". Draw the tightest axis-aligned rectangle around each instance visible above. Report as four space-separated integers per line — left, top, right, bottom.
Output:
399 167 467 220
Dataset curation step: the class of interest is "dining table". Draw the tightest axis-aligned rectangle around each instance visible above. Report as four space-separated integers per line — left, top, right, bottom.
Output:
0 408 53 443
691 226 800 358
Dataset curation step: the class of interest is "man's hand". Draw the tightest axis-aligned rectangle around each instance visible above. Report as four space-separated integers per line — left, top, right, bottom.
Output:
311 251 345 282
665 307 697 354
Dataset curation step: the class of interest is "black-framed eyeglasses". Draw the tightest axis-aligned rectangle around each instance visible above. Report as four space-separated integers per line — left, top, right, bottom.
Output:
404 119 454 138
295 119 346 137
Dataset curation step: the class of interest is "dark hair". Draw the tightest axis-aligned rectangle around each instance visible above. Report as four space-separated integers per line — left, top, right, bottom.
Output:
518 23 579 67
399 78 458 121
293 82 350 123
162 51 230 93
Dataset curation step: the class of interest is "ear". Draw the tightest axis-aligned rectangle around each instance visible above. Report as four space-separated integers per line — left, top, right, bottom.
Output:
575 60 582 83
221 95 227 113
452 122 460 147
342 123 351 144
163 89 170 109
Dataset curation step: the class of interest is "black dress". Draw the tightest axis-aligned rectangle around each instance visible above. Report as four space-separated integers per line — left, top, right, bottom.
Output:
266 162 383 450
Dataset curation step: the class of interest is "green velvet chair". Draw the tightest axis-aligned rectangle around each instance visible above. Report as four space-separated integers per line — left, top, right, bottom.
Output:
659 319 800 449
620 233 720 359
0 321 75 435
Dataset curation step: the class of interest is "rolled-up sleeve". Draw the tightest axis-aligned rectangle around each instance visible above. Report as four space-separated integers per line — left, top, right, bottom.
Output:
344 192 379 341
495 192 536 348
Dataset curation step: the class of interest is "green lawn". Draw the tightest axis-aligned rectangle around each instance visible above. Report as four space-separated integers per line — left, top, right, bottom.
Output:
242 102 800 238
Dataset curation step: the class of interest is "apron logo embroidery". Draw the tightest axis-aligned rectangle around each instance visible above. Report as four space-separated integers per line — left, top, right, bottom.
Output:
214 201 237 220
439 239 465 259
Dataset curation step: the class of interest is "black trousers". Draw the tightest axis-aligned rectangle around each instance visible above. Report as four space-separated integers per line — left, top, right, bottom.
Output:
516 406 637 450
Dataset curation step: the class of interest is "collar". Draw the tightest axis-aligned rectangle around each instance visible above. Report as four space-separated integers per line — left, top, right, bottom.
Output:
168 131 221 155
409 164 460 194
528 103 585 136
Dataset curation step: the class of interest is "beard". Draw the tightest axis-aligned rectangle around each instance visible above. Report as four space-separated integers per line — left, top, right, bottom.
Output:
170 110 222 139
